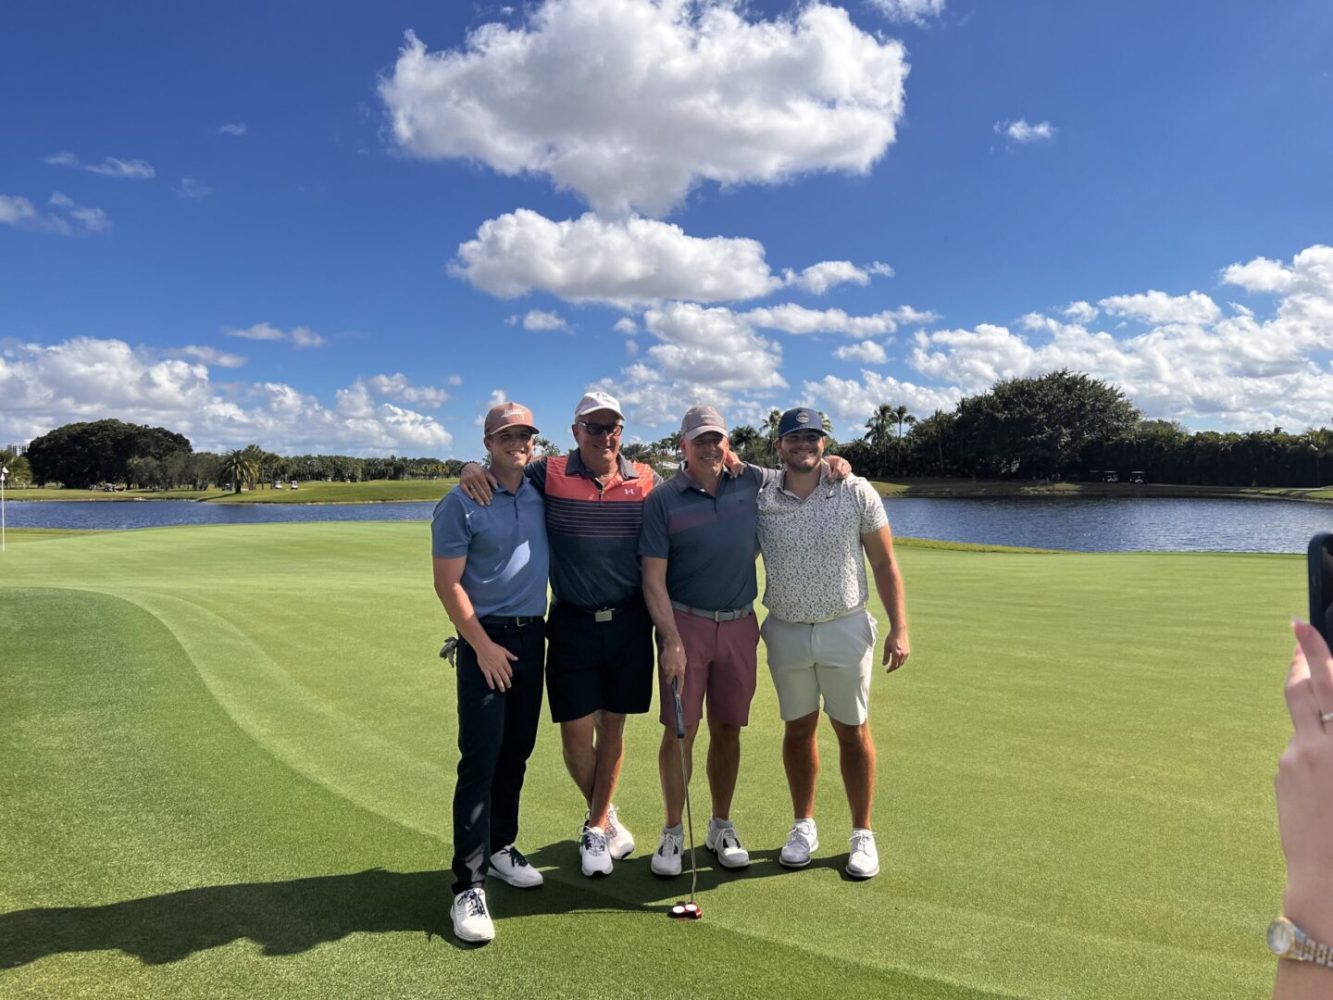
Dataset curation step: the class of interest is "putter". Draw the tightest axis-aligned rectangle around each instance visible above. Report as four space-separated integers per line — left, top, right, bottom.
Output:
668 678 702 920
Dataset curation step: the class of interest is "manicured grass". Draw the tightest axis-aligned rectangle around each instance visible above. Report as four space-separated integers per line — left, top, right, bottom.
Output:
0 524 1300 998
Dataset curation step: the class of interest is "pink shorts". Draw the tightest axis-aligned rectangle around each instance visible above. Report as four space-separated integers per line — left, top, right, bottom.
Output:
657 608 759 729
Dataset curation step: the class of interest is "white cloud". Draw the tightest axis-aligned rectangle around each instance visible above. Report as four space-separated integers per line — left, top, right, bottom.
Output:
380 1 909 216
226 323 326 348
994 119 1056 143
45 151 156 179
49 192 110 232
227 323 286 342
1063 300 1098 324
613 317 638 335
2 192 110 235
896 244 1333 429
176 177 214 199
447 374 464 386
513 309 570 331
363 373 450 408
802 370 959 432
179 346 247 368
290 326 326 349
834 340 887 364
0 337 452 455
783 260 886 294
452 209 784 306
0 195 37 226
744 303 934 336
642 302 786 392
867 0 945 26
1221 255 1295 293
1099 290 1221 326
218 122 248 137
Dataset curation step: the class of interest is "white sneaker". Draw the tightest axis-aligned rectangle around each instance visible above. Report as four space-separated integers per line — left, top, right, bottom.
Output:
705 819 750 869
605 804 635 860
650 826 684 878
846 829 880 879
779 819 819 868
451 888 495 943
579 824 613 877
487 844 544 888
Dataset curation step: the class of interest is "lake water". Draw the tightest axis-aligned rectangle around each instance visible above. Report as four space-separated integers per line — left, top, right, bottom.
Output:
4 495 1331 553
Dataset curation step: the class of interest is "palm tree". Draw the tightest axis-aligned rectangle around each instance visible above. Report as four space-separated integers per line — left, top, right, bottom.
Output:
892 405 916 475
220 448 259 494
863 404 896 475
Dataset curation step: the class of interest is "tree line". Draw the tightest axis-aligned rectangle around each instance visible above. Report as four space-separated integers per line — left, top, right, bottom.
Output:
10 419 467 491
9 372 1333 490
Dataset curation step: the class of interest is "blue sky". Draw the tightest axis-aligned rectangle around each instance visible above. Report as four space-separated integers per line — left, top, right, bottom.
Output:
2 0 1331 458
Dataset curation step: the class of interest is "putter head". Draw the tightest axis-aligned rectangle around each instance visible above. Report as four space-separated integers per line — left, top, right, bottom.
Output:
668 901 703 920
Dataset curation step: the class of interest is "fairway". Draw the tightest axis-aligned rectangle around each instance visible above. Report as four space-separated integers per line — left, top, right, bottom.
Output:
0 523 1301 999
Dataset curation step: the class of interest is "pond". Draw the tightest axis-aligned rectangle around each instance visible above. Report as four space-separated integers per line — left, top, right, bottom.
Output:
4 495 1330 553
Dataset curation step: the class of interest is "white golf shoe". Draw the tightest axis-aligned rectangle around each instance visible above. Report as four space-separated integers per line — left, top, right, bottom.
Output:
846 829 880 879
487 844 543 888
779 819 819 868
451 887 495 944
705 819 750 869
579 824 613 877
650 825 684 878
605 804 635 860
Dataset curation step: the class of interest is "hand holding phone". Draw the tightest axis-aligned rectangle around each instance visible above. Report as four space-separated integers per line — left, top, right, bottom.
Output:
1309 533 1333 646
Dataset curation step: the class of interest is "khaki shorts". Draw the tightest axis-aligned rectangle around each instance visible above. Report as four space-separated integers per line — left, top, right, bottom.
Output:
760 609 876 726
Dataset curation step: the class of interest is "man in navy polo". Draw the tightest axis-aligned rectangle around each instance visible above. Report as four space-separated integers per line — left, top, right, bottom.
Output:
640 405 763 876
432 401 550 944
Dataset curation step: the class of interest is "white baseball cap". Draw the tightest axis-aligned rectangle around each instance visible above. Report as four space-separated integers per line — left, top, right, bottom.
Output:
574 391 624 420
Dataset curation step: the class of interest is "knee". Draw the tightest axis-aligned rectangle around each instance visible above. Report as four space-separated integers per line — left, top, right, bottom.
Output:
784 712 820 742
830 718 870 748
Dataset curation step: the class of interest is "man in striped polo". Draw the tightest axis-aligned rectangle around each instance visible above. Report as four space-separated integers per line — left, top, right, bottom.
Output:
460 391 663 878
757 407 911 880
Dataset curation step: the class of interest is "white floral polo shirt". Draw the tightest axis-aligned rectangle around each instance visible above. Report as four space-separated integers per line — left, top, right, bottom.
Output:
756 469 888 623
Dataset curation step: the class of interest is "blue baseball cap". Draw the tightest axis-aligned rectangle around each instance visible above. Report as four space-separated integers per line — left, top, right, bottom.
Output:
777 407 827 438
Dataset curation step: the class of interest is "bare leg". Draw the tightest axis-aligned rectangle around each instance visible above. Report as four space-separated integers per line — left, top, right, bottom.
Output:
587 711 626 830
829 717 876 829
560 713 597 808
783 711 820 819
658 722 699 828
706 720 741 821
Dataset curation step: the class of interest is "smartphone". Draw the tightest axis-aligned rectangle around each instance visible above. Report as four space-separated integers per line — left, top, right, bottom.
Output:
1309 533 1333 646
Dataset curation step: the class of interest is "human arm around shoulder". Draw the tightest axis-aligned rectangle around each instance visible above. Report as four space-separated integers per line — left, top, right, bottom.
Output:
1273 621 1333 999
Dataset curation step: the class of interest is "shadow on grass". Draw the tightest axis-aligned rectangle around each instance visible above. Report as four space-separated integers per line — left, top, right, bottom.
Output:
0 845 855 965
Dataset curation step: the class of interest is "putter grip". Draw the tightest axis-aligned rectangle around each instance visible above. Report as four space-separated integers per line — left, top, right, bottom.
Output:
671 679 686 739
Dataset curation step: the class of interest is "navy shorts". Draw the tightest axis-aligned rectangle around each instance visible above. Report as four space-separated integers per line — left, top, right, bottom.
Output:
545 599 655 722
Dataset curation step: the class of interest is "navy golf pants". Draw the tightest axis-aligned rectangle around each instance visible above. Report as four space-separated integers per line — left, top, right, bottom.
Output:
451 620 545 895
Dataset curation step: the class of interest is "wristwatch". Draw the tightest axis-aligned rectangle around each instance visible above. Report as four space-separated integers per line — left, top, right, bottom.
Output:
1269 917 1333 968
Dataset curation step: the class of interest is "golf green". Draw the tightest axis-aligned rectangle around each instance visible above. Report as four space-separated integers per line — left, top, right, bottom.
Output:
0 523 1301 998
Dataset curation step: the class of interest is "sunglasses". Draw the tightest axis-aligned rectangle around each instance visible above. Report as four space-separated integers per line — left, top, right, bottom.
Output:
578 420 623 437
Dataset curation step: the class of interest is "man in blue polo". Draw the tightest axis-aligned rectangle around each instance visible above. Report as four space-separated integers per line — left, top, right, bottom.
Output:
432 401 549 944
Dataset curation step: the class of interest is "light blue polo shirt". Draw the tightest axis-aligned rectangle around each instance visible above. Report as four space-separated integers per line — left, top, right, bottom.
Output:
430 478 549 618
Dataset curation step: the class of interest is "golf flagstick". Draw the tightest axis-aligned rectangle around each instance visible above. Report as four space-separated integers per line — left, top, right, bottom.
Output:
669 678 702 919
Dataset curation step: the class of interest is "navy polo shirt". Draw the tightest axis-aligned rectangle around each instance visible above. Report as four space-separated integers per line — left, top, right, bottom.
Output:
637 463 766 612
430 477 549 618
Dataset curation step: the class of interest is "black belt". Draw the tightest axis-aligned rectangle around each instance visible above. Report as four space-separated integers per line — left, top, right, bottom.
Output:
556 601 640 623
479 615 544 629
